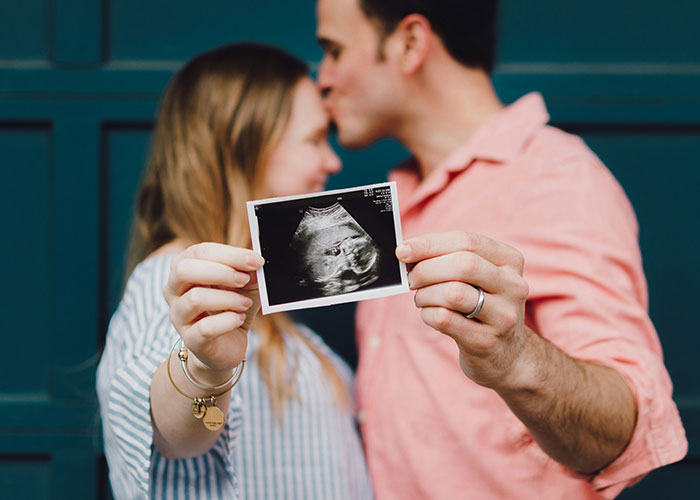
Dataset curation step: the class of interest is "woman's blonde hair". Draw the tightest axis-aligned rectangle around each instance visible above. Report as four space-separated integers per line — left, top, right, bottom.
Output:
126 42 349 418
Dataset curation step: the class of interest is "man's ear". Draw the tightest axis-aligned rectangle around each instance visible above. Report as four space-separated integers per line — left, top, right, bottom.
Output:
392 14 431 74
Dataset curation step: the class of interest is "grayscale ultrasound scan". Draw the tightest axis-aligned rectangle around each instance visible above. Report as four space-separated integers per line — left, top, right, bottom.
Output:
247 182 409 314
290 203 381 296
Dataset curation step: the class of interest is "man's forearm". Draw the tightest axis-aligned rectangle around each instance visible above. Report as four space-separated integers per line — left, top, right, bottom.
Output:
494 327 637 474
398 232 638 473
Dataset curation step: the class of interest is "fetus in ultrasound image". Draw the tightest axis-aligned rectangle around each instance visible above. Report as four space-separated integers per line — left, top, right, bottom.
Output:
290 203 380 296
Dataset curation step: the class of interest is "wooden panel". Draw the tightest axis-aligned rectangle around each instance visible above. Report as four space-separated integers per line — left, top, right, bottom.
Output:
106 0 320 62
0 0 50 61
54 0 103 65
102 124 153 318
494 72 700 126
0 454 51 499
679 405 700 457
0 401 98 429
0 124 52 395
51 451 98 499
50 118 101 399
619 458 700 498
0 450 98 499
499 0 700 63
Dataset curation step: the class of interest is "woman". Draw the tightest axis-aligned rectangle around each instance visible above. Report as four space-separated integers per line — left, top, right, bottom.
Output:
97 42 372 499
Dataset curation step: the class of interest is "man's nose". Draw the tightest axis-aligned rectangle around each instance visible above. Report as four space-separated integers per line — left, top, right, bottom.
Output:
317 58 332 97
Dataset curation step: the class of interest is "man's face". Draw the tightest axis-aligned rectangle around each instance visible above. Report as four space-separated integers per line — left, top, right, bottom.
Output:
316 0 400 149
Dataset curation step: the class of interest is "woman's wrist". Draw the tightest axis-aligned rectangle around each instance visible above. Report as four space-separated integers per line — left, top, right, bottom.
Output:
185 351 235 388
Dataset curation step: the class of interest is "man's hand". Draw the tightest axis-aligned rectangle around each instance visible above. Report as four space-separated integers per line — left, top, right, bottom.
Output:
397 231 530 390
397 231 637 473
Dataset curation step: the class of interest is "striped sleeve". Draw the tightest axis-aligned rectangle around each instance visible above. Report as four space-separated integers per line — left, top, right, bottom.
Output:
96 255 243 499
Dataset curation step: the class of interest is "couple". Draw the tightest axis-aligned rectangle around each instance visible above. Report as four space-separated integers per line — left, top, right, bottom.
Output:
97 1 687 499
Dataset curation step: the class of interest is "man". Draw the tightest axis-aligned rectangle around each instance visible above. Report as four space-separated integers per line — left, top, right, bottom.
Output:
316 0 687 498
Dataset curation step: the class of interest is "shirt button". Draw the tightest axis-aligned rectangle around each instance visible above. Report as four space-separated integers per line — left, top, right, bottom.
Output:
368 336 381 350
357 410 367 423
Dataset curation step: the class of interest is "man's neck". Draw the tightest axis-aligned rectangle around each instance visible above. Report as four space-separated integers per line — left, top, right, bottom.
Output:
396 68 503 180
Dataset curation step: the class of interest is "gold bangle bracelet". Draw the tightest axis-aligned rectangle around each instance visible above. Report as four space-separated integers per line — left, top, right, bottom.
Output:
166 338 246 431
178 340 243 391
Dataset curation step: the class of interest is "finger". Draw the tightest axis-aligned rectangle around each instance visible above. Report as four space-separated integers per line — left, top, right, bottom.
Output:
186 310 247 343
419 306 496 354
168 258 252 296
408 251 504 293
414 282 495 322
211 268 260 293
397 231 524 271
179 242 265 272
172 287 255 326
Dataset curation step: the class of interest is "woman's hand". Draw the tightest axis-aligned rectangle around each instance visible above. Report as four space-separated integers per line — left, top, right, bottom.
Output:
163 242 264 385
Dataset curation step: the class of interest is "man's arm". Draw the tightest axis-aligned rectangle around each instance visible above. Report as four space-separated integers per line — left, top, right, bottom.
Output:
493 325 636 473
397 231 637 474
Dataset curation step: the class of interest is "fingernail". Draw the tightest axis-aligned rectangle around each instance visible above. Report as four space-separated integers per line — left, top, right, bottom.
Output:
235 272 251 286
241 296 253 308
246 253 264 267
396 244 411 260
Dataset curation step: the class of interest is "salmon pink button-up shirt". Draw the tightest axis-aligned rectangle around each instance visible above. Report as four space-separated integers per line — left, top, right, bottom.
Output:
355 93 687 500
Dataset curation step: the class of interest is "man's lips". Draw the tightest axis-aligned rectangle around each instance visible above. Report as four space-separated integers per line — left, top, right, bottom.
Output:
323 99 337 119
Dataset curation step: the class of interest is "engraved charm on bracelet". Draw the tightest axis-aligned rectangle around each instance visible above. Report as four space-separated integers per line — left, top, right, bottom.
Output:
167 338 245 432
203 405 225 431
191 398 206 419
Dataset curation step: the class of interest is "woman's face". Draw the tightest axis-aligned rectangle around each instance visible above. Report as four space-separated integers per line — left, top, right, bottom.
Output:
262 77 342 198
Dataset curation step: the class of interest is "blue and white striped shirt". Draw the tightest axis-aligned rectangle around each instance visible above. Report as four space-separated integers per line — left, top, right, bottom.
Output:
97 254 373 499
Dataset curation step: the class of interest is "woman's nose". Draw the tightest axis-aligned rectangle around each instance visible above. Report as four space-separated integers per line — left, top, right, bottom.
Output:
323 145 342 174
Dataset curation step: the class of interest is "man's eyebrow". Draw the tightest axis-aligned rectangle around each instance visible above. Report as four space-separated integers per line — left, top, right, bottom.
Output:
316 37 334 50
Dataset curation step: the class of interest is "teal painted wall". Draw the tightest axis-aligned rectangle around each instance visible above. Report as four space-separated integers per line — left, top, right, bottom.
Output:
0 1 698 498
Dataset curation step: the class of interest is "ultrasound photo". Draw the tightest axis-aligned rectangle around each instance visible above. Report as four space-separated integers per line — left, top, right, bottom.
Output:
247 182 409 314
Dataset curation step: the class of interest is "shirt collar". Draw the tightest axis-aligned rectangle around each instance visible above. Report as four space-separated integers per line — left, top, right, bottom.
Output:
441 91 550 172
391 92 550 212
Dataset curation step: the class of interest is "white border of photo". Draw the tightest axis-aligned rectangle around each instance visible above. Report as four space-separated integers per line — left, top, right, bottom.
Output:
247 181 409 315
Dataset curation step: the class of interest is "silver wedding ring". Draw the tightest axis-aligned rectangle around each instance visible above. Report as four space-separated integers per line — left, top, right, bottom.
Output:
464 286 485 319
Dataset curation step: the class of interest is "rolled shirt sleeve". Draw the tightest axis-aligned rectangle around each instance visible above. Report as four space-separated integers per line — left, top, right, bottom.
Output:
513 154 688 495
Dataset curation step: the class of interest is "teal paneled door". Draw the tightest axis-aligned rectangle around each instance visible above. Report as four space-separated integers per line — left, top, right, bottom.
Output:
0 1 697 498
